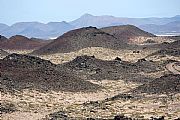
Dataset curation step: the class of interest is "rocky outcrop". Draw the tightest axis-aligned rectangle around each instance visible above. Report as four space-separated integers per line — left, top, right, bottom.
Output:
0 54 100 93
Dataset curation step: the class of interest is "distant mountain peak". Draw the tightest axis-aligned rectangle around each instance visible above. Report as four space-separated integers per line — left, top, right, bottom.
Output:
10 35 29 39
61 21 68 23
173 15 180 18
81 13 94 18
47 21 69 25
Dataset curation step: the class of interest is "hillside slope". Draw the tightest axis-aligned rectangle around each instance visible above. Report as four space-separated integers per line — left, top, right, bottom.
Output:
0 54 100 92
0 35 50 50
32 27 128 55
101 25 155 42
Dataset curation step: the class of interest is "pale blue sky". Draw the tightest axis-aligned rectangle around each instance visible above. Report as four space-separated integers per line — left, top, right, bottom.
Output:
0 0 180 25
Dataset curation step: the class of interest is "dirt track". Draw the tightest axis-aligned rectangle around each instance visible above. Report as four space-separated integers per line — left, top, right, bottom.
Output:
166 62 180 74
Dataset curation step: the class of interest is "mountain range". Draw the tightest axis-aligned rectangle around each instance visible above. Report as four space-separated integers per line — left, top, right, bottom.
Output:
0 14 180 39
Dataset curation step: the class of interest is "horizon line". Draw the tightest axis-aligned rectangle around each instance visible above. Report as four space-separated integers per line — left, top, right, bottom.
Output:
1 13 180 26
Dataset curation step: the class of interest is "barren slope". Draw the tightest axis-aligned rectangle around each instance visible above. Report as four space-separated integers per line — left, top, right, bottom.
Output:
0 54 100 92
60 55 165 82
133 74 180 94
0 35 49 50
101 25 155 43
32 27 128 55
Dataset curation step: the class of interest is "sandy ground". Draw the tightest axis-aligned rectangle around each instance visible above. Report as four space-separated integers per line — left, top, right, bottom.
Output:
38 47 157 64
65 94 180 119
166 62 180 74
2 80 180 119
129 36 175 45
3 49 34 54
1 80 139 120
1 47 180 120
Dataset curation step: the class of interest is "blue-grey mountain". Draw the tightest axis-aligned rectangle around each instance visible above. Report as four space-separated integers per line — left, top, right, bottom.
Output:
0 14 180 39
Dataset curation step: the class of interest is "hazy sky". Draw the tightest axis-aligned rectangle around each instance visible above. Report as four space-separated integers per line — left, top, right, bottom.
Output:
0 0 180 25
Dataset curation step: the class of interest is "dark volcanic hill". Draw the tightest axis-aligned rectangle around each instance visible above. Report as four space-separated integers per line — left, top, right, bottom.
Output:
133 74 180 94
60 55 164 82
0 54 100 92
146 40 180 58
0 35 8 42
32 26 128 55
101 25 155 43
145 39 180 49
0 35 50 50
148 48 180 57
165 40 180 49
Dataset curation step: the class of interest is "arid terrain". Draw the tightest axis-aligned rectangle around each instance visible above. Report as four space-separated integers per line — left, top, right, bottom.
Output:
0 25 180 120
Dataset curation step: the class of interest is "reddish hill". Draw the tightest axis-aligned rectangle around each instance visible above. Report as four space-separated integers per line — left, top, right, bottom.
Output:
101 25 155 43
32 26 128 55
0 35 50 50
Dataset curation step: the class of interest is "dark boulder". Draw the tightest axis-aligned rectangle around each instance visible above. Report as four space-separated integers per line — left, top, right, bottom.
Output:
115 57 122 61
137 58 146 62
114 115 131 120
48 111 68 120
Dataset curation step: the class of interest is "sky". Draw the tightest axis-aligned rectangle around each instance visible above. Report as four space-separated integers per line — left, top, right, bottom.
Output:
0 0 180 25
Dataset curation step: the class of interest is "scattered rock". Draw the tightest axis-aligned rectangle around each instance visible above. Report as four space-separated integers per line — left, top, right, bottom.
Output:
0 103 16 114
137 58 146 62
144 39 156 43
0 49 9 56
133 50 140 53
150 116 165 120
106 94 134 101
